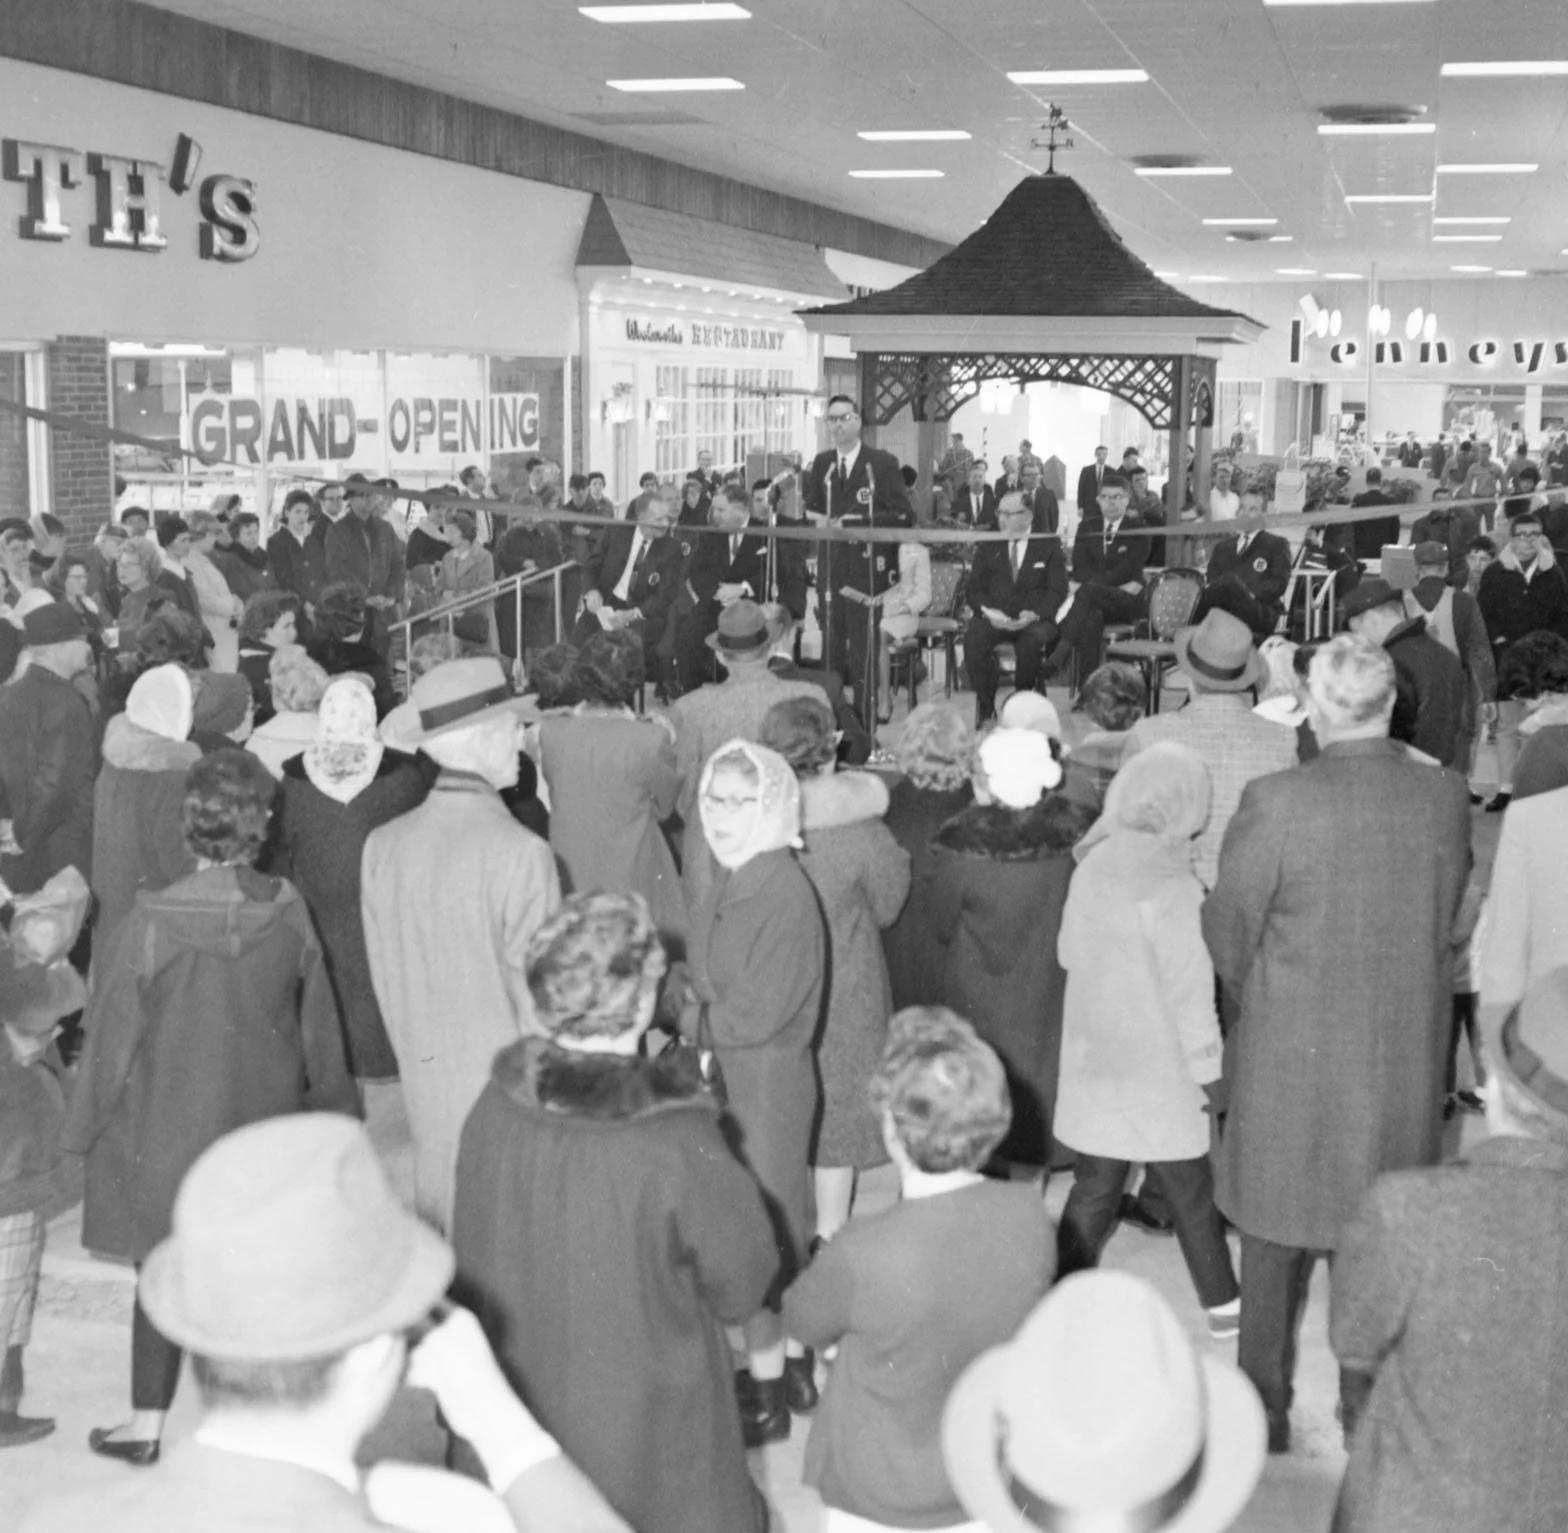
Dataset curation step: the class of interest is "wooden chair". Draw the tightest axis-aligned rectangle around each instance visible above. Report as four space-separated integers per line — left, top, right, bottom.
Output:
1105 567 1206 716
891 556 967 711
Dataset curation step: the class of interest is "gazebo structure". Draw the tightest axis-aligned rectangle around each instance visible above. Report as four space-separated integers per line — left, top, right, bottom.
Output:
800 171 1265 519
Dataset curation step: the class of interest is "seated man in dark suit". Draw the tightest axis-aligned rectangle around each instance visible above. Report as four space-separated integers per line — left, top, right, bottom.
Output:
676 483 767 691
1048 473 1151 687
965 493 1069 724
1197 488 1292 641
950 460 996 528
1019 461 1061 535
992 455 1022 502
571 491 684 670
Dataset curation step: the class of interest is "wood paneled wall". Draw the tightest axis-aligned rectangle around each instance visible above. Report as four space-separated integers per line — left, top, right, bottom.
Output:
1 0 948 271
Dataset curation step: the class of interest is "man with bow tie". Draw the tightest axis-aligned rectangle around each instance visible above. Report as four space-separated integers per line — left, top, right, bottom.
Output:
965 492 1070 724
802 395 914 713
1198 488 1293 641
572 491 685 669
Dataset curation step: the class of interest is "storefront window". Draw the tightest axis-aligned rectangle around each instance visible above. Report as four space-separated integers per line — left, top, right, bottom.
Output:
733 367 765 463
654 365 690 475
766 368 794 454
694 367 729 467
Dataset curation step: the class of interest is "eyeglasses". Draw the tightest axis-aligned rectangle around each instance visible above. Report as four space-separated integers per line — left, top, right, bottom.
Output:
1512 529 1542 540
826 411 858 424
702 793 759 814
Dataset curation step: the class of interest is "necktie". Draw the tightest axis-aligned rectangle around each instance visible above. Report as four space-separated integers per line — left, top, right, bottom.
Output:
838 456 849 484
1011 541 1023 577
613 532 644 602
730 535 740 564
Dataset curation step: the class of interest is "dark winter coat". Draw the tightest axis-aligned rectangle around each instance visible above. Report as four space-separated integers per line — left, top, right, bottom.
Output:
1384 616 1470 768
63 865 358 1262
266 753 430 1079
881 777 973 1011
1203 739 1470 1249
796 772 911 1170
266 526 328 610
90 714 201 947
0 665 97 895
1331 1136 1568 1533
306 637 396 720
686 846 825 1274
210 543 275 604
926 795 1096 1166
1477 555 1568 655
453 1038 775 1533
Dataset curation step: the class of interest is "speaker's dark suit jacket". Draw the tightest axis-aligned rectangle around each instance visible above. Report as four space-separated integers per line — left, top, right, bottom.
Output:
1071 513 1152 588
952 484 996 527
1206 529 1292 607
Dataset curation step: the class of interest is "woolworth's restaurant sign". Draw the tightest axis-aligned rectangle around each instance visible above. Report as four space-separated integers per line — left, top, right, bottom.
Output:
2 131 259 261
624 317 789 351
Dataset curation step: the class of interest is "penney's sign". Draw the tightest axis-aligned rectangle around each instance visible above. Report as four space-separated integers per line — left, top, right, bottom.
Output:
3 131 258 262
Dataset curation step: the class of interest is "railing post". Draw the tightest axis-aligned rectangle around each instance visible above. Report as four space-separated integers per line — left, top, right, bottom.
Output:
552 568 564 644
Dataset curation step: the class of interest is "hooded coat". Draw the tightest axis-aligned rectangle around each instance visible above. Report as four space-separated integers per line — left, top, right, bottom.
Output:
453 1039 775 1533
90 712 202 946
926 795 1096 1166
63 866 358 1262
796 771 911 1168
1384 615 1470 769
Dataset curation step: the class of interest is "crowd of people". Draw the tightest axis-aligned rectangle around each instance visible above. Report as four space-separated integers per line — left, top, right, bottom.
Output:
2 406 1568 1533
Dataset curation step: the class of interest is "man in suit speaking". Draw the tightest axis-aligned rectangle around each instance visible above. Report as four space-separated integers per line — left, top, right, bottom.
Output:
965 492 1070 724
801 394 914 711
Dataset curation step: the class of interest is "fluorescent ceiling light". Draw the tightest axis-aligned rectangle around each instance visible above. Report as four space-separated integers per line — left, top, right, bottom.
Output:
1153 270 1180 278
1008 69 1149 85
1345 193 1434 203
1268 235 1294 242
1432 234 1503 242
582 3 750 18
606 77 744 90
1135 165 1232 177
1433 216 1511 224
1186 275 1228 282
857 130 971 141
1266 0 1434 6
1324 271 1361 278
848 169 944 179
1442 61 1568 77
1317 122 1435 135
1496 269 1527 276
1450 265 1492 272
1276 267 1317 275
1436 162 1538 174
1203 217 1276 225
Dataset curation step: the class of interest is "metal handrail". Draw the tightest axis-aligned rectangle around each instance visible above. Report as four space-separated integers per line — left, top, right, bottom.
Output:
389 559 577 692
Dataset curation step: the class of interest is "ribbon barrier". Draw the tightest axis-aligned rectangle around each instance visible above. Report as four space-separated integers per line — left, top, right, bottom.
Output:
0 393 1530 547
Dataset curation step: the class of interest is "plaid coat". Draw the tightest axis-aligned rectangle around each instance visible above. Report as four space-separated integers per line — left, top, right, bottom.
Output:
1203 739 1470 1249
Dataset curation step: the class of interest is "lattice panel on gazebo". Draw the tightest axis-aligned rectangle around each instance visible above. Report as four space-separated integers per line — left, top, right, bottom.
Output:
868 352 1183 429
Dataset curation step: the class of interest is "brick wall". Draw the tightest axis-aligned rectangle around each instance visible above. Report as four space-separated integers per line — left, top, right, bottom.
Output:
487 356 568 493
46 336 113 545
0 354 29 520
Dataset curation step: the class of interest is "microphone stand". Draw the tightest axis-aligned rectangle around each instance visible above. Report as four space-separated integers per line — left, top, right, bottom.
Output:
862 459 879 742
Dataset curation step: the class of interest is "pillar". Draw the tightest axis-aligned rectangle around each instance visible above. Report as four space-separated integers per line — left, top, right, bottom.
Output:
45 335 112 545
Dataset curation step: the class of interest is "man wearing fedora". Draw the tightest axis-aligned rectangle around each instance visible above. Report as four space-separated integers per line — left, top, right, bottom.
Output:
1330 971 1568 1532
573 491 685 676
363 657 561 1234
0 604 96 897
668 600 822 912
22 1114 628 1533
941 1270 1266 1533
1203 635 1470 1454
1125 609 1297 892
1197 489 1292 642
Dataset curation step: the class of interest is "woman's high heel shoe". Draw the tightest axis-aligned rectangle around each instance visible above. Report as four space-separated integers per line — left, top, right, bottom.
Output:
88 1426 161 1466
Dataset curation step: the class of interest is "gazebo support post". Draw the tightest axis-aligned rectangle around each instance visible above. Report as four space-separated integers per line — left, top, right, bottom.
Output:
858 351 882 446
1168 355 1195 527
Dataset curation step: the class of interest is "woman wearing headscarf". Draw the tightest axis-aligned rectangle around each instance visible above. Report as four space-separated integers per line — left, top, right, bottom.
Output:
538 631 685 947
64 750 356 1465
453 893 776 1533
684 739 826 1449
266 676 427 1083
926 728 1095 1175
881 704 974 1012
245 650 329 779
760 696 910 1247
1054 742 1239 1335
91 665 201 948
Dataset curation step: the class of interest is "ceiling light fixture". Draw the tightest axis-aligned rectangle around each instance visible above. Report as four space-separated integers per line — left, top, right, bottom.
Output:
1008 69 1149 85
1442 61 1568 78
606 77 744 90
581 3 750 19
1153 270 1180 278
1202 217 1276 226
1324 271 1361 279
1344 193 1435 203
1317 122 1435 135
1186 274 1228 281
1266 0 1434 6
1432 234 1504 242
1436 163 1538 174
848 169 944 178
1496 269 1528 276
1267 235 1295 242
1277 267 1317 275
1451 264 1492 273
1135 165 1232 177
1433 216 1511 225
857 130 971 141
1404 307 1425 340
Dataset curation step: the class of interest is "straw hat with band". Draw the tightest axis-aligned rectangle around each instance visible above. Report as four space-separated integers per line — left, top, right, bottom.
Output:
1173 610 1265 694
380 655 536 753
1481 969 1568 1142
140 1114 453 1360
943 1270 1265 1533
706 599 772 658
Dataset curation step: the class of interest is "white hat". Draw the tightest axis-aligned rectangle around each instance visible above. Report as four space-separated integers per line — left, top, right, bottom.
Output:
977 727 1062 810
998 691 1063 744
125 663 194 743
943 1271 1266 1533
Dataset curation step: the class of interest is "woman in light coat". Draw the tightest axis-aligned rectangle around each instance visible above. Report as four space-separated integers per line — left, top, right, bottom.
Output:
1054 742 1239 1329
184 510 244 672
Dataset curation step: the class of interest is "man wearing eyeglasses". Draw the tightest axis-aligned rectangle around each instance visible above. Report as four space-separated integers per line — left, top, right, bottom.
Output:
801 395 914 714
1476 504 1568 811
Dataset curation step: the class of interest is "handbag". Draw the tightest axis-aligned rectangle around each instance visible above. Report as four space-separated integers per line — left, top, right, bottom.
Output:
668 1003 727 1106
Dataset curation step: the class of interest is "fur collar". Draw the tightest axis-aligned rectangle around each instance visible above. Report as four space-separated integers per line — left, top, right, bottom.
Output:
1500 542 1558 577
492 1035 714 1120
101 711 202 772
934 796 1096 860
801 770 890 831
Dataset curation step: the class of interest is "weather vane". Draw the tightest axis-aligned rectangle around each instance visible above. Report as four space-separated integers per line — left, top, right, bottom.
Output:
1031 105 1074 173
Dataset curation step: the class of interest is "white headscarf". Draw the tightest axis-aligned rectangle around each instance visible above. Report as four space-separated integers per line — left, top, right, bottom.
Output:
976 728 1062 810
125 664 194 742
698 738 802 870
304 677 384 804
1077 741 1211 861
